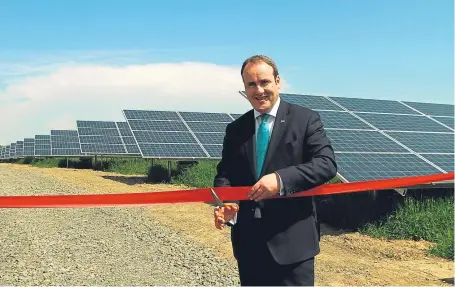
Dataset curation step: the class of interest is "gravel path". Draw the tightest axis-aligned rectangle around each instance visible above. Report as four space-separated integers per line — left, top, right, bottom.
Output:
0 165 239 286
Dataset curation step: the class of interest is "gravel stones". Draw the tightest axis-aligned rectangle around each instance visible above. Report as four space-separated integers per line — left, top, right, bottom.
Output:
0 165 239 286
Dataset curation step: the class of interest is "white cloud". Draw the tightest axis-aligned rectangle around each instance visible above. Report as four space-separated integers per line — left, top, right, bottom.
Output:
0 62 290 145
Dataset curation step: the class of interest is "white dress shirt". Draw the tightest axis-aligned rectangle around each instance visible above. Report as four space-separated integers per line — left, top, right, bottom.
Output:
253 97 285 196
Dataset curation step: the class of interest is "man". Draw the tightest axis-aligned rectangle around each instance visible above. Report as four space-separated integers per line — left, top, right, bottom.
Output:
213 55 337 286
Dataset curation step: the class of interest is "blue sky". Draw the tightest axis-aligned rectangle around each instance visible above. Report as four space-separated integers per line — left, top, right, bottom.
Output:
0 0 453 144
1 0 453 103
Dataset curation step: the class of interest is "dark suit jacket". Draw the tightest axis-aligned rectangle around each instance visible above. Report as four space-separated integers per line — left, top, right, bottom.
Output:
213 99 337 265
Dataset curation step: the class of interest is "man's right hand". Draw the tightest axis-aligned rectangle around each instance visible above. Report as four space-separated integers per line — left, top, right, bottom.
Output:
214 203 239 230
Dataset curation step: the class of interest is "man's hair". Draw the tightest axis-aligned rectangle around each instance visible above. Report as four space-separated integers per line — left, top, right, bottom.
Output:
240 55 279 79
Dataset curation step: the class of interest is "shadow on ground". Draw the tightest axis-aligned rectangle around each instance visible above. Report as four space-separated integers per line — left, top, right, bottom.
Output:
102 175 148 186
320 222 348 237
441 278 454 285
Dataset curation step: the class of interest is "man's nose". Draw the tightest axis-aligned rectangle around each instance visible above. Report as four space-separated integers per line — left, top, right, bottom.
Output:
255 85 265 94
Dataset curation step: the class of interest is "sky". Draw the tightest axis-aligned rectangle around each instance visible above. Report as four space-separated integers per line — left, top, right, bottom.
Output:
0 0 453 145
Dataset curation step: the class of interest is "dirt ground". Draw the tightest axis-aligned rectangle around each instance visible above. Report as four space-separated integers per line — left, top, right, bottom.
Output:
3 164 454 286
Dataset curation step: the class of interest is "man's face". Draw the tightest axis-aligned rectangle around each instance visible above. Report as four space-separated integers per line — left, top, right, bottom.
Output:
242 61 281 114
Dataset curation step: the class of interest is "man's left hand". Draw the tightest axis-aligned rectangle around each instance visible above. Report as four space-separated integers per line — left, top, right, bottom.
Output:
248 173 280 201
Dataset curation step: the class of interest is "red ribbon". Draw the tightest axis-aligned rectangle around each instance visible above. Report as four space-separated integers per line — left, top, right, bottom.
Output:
0 172 452 208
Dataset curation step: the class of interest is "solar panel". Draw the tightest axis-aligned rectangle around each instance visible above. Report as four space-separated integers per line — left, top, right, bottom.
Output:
78 128 120 137
203 144 223 158
384 132 454 154
335 153 442 182
80 144 126 154
326 130 408 153
123 110 209 159
128 120 188 132
134 131 198 144
329 96 419 115
117 122 134 136
280 93 344 111
1 147 6 159
179 111 232 122
402 101 454 117
193 133 225 145
15 141 24 157
34 135 51 156
419 154 454 172
77 121 137 155
124 110 180 121
178 111 234 159
9 143 16 157
50 130 82 156
116 122 141 155
122 137 137 145
229 113 243 120
81 135 124 145
23 138 35 156
77 121 117 129
354 113 452 132
139 143 207 158
274 95 454 181
186 121 229 133
124 144 141 154
317 111 373 130
431 116 454 129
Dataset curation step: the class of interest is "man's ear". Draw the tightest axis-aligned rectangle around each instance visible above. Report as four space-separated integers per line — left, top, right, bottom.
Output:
276 75 281 88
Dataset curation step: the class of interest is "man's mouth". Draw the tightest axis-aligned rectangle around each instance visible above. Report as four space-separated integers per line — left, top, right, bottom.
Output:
254 95 268 101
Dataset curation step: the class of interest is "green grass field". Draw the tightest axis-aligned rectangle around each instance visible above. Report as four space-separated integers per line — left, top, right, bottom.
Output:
6 156 454 259
360 196 454 259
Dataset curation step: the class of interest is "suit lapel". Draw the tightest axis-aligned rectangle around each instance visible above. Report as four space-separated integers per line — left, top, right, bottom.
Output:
261 100 290 177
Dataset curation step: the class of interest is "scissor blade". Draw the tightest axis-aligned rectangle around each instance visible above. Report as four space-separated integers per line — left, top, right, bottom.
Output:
210 188 224 207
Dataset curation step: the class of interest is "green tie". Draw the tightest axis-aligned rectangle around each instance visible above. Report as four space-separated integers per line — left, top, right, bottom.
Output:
256 114 271 178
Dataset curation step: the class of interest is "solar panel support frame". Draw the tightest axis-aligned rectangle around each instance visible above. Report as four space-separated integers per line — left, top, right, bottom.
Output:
227 113 236 121
238 91 248 100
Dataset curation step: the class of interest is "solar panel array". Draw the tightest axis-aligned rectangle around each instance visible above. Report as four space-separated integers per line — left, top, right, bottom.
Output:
9 143 16 157
280 93 454 182
23 138 35 156
116 122 141 155
15 141 24 157
1 92 453 185
5 146 10 159
77 121 140 156
34 135 52 156
123 110 237 159
50 130 82 156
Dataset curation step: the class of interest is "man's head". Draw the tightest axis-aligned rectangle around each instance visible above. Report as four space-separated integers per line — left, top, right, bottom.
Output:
241 55 281 114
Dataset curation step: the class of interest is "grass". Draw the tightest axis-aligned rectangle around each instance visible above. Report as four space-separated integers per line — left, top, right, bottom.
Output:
103 158 152 175
360 196 454 259
171 160 218 187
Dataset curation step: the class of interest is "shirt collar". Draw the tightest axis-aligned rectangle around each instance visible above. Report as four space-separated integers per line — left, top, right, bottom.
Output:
253 96 281 120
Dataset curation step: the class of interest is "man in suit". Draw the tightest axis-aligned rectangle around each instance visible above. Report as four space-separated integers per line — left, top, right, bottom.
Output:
213 55 337 286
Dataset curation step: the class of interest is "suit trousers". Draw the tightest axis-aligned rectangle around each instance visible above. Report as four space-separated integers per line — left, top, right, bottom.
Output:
235 219 315 286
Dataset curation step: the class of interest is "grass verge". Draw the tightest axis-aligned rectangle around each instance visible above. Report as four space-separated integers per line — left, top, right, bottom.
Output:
360 196 454 259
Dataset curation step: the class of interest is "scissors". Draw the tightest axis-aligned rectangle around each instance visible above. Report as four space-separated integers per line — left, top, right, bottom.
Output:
211 188 235 227
211 188 225 227
210 188 225 207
